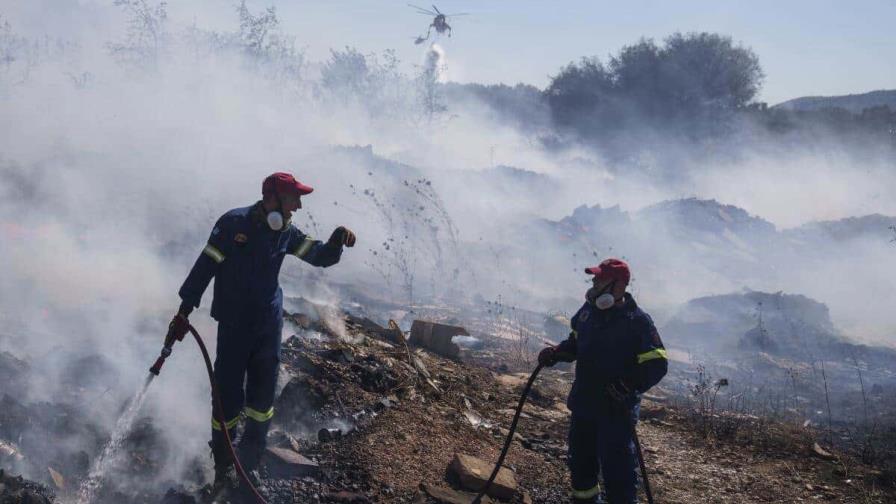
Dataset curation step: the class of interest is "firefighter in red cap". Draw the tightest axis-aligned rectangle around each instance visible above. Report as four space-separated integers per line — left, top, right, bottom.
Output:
170 172 355 492
538 258 667 504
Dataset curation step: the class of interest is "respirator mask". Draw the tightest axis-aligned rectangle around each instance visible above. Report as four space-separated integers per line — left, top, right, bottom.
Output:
267 210 284 231
587 281 618 310
265 193 289 231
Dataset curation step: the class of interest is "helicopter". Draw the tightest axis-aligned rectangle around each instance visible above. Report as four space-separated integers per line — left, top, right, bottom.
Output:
410 4 469 44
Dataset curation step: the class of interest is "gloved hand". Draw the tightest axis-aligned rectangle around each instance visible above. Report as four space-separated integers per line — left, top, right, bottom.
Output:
538 347 559 367
328 226 356 247
166 308 191 344
606 378 637 402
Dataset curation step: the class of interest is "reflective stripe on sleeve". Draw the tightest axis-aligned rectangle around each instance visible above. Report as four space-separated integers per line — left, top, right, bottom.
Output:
637 348 668 364
203 244 225 263
211 415 240 431
294 237 315 258
571 484 601 499
244 406 274 423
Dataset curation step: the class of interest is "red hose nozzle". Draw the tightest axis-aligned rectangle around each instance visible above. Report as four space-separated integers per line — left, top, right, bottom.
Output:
149 356 165 375
149 345 174 375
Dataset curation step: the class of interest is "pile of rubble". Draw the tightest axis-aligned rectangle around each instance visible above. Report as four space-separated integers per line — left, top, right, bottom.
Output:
1 305 570 504
0 469 54 504
252 313 574 503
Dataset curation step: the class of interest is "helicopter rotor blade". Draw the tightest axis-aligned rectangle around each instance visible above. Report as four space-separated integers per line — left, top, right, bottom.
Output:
446 13 470 17
432 4 442 15
408 3 437 15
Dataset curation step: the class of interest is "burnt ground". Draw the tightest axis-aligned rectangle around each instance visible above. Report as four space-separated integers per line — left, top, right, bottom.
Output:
2 312 896 503
236 314 896 503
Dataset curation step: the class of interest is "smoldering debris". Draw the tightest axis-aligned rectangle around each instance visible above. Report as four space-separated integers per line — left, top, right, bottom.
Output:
0 469 54 504
0 277 894 502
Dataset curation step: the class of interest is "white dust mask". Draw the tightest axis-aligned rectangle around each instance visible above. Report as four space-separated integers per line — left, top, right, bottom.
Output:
266 211 284 231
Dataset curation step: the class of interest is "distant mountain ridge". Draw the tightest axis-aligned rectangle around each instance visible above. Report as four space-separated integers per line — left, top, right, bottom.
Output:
555 197 895 247
774 89 896 113
784 214 896 242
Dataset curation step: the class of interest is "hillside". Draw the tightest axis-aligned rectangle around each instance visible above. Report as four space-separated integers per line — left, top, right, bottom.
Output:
774 89 896 113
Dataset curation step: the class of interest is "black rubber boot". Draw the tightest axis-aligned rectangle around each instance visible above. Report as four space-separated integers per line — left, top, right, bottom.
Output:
235 441 264 474
210 464 238 503
227 469 268 504
209 440 237 497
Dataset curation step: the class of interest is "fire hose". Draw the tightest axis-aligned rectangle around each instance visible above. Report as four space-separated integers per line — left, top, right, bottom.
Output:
149 322 269 504
472 363 654 504
471 363 543 504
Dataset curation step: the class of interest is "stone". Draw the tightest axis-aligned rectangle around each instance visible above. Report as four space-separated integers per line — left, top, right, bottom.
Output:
264 447 320 478
420 483 495 504
409 321 468 358
812 442 837 461
449 453 518 500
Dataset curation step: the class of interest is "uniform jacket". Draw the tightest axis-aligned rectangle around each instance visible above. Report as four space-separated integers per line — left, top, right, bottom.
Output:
556 293 668 416
178 202 341 327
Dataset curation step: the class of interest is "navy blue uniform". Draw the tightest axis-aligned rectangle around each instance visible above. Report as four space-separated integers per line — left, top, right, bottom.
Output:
555 294 667 503
178 202 342 468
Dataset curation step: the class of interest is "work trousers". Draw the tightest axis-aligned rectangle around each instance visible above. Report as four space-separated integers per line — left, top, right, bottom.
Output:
210 317 282 471
568 403 640 504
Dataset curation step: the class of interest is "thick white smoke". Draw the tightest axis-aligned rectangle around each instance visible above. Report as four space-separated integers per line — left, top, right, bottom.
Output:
0 0 894 493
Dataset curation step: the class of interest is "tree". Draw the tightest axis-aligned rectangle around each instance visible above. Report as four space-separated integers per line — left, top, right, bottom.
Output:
608 38 665 113
545 32 764 136
237 1 279 58
320 46 370 96
0 14 37 86
545 56 614 130
660 32 763 112
107 0 169 68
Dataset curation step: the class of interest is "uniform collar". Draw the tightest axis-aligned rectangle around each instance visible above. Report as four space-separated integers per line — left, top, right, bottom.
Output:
250 201 268 227
587 292 637 318
618 292 637 313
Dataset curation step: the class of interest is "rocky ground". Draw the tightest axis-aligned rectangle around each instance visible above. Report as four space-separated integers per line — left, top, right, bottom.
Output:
2 308 895 503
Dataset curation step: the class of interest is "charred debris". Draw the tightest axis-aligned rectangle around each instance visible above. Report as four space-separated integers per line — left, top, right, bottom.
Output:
2 294 895 503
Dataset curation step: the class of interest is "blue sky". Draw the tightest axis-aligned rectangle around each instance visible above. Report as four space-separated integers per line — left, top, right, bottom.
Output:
241 0 896 104
8 0 896 104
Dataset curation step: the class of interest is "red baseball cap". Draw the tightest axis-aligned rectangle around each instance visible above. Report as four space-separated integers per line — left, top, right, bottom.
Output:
585 258 631 285
262 172 314 197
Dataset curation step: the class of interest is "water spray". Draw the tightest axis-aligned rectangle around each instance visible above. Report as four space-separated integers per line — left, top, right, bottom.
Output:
75 375 155 504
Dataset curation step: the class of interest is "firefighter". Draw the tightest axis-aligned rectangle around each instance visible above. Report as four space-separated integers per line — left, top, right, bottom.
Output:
538 258 667 504
168 172 356 491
